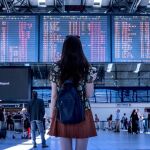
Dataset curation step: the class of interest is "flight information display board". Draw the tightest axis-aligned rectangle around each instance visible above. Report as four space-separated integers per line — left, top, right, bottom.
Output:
0 15 38 62
40 15 110 62
112 15 150 62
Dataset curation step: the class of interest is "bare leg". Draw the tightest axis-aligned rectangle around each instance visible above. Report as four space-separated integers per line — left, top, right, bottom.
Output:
75 138 88 150
60 137 72 150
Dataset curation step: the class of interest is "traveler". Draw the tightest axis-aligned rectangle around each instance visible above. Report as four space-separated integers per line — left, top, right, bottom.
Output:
28 91 48 148
48 35 97 150
115 109 120 132
0 107 4 130
94 114 100 130
130 109 139 134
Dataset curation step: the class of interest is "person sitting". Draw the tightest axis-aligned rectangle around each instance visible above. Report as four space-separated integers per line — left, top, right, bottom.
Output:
107 114 113 130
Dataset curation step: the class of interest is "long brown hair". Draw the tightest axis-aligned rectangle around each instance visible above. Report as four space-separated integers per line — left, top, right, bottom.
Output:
57 35 90 86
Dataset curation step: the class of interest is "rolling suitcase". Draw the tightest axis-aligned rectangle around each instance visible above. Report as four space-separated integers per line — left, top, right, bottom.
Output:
0 122 7 139
0 129 7 139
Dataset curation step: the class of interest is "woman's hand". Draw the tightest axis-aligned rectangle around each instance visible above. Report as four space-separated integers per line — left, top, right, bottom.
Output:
91 73 97 81
91 67 97 81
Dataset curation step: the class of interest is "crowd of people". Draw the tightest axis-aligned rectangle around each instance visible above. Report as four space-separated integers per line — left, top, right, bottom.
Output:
0 96 49 148
0 108 32 139
94 108 149 134
0 104 149 149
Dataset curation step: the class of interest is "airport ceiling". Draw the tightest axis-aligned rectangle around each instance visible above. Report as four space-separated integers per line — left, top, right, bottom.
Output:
0 0 150 14
27 0 150 7
0 0 150 87
31 63 150 87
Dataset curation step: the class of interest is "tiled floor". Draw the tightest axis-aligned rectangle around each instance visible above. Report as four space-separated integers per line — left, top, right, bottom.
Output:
0 130 150 150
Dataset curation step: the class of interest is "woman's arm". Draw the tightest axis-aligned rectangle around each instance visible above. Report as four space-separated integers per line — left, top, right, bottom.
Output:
85 83 94 98
85 72 97 98
50 82 57 119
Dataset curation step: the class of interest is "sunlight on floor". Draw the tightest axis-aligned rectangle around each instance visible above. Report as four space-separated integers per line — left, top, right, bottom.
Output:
5 133 50 150
1 130 150 150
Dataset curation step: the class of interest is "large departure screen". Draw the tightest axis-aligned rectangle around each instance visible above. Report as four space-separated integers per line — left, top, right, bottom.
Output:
0 67 31 102
0 15 38 62
112 15 150 62
40 15 110 62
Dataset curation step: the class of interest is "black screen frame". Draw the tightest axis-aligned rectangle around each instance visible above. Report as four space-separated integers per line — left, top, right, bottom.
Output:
0 66 31 103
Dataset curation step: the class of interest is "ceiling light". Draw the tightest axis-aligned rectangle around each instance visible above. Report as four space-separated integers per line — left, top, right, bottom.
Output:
24 63 30 66
147 0 150 8
93 0 102 7
107 63 113 73
38 0 46 7
134 63 141 73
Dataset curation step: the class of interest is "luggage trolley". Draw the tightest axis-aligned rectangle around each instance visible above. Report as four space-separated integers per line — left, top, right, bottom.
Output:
12 118 24 139
12 116 30 139
12 107 31 139
100 121 107 130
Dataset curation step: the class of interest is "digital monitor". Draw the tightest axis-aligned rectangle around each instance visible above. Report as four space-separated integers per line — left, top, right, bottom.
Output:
112 15 150 62
0 15 38 62
40 15 110 63
0 67 31 102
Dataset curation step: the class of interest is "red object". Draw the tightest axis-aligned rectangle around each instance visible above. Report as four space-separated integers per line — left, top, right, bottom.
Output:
27 128 31 138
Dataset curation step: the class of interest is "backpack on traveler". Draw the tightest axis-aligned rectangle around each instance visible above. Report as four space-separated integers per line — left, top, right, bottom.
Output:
56 80 85 124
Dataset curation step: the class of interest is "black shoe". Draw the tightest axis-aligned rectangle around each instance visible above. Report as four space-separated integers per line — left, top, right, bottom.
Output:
42 145 48 148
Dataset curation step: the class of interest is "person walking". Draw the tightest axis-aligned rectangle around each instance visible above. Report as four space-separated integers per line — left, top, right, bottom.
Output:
121 113 128 130
28 91 48 148
0 107 4 130
130 109 139 134
143 109 149 133
48 35 97 150
94 114 100 130
115 109 120 132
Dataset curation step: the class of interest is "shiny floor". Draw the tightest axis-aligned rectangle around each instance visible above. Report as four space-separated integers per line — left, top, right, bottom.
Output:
0 130 150 150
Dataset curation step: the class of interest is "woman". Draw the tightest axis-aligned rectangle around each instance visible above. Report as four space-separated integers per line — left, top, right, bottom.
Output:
94 114 100 130
48 35 97 150
130 109 139 134
115 109 120 132
107 114 113 130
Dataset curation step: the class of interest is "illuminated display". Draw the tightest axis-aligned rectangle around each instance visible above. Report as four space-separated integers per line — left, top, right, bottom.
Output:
0 15 38 62
112 15 150 62
40 15 110 62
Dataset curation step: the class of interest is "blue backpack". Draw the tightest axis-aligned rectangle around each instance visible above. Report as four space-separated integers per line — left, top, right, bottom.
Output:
56 80 85 124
